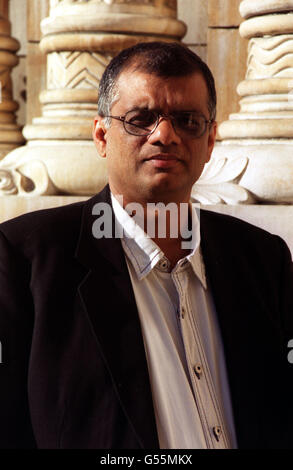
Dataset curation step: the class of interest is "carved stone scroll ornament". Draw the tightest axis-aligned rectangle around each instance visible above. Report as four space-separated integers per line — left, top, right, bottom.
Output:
0 141 108 196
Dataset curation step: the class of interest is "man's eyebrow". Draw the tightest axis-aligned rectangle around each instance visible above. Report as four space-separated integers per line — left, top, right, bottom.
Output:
127 106 150 112
172 110 205 114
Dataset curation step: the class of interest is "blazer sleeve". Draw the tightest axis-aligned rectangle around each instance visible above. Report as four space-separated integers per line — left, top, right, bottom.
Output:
0 230 36 448
275 235 293 447
277 235 293 342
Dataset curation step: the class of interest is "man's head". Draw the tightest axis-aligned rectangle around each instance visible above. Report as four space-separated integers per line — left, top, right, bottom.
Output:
93 41 217 206
97 41 217 125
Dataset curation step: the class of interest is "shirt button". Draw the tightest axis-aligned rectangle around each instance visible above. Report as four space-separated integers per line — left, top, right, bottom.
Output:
181 306 185 319
194 364 202 379
213 426 222 442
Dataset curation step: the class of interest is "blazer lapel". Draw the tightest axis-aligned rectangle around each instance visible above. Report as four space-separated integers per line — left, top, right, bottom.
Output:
75 186 159 449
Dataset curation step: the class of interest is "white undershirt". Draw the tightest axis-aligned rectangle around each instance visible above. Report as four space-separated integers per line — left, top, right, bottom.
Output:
111 194 238 449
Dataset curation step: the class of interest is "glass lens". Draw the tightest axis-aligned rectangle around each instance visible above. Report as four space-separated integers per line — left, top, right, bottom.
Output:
173 112 206 137
124 109 157 135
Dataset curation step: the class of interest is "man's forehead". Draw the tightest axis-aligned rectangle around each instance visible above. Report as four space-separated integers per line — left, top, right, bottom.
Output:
113 69 209 110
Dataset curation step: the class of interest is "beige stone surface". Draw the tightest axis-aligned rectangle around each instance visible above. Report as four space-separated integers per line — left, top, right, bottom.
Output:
207 0 247 132
0 194 89 222
0 141 107 196
207 28 247 129
208 0 242 27
26 42 47 125
219 119 293 139
206 141 293 203
219 2 293 143
41 12 185 38
27 0 50 42
237 77 293 95
240 12 293 38
10 0 27 55
11 56 26 127
178 0 207 44
188 45 207 62
214 0 293 205
246 35 293 79
215 0 293 202
240 0 293 19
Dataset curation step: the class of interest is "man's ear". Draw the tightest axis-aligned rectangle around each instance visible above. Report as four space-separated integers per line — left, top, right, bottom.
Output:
206 120 217 164
93 116 107 158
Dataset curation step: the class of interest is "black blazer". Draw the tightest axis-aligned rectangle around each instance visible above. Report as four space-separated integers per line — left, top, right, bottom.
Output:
0 185 292 449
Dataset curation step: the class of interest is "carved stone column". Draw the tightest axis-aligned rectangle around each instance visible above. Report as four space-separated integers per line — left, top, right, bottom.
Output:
194 0 293 204
0 1 24 160
0 0 186 196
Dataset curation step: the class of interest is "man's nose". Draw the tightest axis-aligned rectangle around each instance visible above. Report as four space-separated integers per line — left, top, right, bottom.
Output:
147 117 182 146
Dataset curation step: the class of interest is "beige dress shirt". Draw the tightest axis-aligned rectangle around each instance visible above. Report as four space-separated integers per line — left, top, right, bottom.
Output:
111 194 238 449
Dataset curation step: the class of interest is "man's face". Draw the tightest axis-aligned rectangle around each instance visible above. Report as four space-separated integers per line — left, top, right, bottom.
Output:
93 69 217 206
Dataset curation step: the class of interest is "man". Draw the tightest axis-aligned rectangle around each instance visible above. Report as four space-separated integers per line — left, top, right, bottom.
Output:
0 42 292 449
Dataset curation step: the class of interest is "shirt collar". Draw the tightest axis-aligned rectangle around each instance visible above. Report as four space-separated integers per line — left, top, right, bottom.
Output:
111 193 207 288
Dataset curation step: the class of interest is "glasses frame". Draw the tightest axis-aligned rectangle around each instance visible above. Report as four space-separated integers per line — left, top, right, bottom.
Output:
104 109 214 138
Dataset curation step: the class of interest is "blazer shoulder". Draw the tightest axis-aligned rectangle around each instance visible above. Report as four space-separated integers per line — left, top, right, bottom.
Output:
201 208 279 239
0 198 89 248
200 208 291 261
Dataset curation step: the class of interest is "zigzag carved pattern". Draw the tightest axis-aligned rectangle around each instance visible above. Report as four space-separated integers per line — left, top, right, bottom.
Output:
247 35 293 79
48 51 112 90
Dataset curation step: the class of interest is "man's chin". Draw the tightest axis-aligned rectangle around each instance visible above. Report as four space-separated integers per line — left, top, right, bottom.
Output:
140 177 192 203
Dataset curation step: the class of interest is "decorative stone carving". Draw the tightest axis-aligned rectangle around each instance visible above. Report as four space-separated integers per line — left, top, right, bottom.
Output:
0 2 24 160
192 156 255 205
0 0 186 195
208 0 293 204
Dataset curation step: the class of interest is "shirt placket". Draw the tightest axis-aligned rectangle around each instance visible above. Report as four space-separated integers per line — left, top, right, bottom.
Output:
173 267 230 449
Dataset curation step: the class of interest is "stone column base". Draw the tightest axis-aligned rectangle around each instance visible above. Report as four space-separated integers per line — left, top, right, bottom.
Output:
0 140 107 196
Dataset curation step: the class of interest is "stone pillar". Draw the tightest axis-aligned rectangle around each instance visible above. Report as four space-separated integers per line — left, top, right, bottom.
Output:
0 0 186 196
0 0 24 160
194 0 293 204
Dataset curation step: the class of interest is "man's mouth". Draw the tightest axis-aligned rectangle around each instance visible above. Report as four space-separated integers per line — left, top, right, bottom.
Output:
143 154 182 169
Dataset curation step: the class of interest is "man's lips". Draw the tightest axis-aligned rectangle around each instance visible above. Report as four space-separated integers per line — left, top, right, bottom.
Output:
143 154 182 169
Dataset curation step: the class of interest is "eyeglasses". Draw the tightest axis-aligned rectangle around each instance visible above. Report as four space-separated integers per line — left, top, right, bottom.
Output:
104 109 213 138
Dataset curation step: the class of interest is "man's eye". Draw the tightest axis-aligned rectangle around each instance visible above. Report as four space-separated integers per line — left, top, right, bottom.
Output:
177 114 201 128
128 111 155 126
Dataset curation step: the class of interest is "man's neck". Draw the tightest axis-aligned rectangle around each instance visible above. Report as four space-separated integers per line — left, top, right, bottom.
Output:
111 190 194 269
153 236 191 270
143 202 192 269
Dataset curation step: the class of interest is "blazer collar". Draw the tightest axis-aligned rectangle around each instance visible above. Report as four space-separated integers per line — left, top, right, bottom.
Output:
75 185 126 273
75 185 159 449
